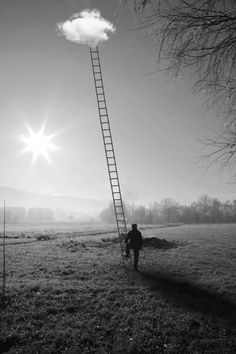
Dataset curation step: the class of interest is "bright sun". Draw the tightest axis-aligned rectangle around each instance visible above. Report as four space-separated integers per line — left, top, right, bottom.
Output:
20 125 58 163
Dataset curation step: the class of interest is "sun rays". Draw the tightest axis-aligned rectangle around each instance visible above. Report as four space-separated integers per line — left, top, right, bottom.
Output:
20 125 58 164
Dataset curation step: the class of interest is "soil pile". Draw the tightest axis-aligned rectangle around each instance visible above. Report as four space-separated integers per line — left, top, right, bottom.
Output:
143 237 178 250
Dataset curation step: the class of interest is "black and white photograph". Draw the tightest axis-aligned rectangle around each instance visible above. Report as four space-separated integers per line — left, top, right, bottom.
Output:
0 1 235 353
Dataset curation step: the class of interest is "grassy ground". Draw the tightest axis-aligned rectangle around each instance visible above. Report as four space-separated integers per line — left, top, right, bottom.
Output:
0 223 236 353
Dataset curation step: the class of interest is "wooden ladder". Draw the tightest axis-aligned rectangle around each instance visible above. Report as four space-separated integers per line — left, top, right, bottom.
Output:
90 46 129 263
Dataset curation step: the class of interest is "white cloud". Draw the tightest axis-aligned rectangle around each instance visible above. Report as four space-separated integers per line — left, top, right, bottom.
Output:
57 9 115 47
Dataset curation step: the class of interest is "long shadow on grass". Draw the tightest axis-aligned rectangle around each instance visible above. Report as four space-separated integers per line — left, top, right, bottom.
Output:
140 270 236 324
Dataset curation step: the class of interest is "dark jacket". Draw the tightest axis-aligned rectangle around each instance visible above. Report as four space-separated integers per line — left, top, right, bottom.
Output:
126 229 143 249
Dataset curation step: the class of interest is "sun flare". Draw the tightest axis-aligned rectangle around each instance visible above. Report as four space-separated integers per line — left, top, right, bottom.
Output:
20 125 57 163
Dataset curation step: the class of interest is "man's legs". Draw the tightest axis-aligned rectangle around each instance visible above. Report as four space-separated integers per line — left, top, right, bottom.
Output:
133 248 140 270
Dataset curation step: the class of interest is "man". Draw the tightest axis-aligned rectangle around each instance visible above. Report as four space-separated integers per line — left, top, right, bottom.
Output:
125 224 143 271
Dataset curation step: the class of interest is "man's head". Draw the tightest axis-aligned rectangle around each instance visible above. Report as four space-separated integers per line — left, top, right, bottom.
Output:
132 224 137 230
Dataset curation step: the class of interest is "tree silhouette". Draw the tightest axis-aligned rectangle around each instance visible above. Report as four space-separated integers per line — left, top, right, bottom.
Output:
124 0 236 170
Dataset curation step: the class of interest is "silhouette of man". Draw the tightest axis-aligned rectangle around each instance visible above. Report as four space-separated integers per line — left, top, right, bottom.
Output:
125 224 143 271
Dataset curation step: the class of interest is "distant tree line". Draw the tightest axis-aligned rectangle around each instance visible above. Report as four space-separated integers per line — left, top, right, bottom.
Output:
0 207 55 223
100 195 236 224
0 207 95 223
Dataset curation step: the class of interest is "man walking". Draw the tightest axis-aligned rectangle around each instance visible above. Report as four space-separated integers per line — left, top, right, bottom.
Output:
125 224 143 271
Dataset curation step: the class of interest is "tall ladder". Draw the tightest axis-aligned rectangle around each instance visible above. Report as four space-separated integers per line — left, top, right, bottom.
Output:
90 46 128 263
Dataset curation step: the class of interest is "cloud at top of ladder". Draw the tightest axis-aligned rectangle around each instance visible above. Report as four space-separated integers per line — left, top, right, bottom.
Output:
57 9 116 47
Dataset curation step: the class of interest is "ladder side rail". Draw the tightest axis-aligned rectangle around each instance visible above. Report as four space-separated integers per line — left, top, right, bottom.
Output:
90 47 126 228
90 47 127 262
90 47 128 241
91 51 128 238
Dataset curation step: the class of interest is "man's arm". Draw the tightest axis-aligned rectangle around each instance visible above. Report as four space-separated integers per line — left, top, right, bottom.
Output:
125 231 131 243
139 231 143 249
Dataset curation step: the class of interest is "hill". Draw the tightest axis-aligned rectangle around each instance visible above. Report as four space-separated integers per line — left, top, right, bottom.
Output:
0 187 106 214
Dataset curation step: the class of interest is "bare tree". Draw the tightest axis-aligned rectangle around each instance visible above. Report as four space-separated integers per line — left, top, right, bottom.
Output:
123 0 236 169
160 198 180 222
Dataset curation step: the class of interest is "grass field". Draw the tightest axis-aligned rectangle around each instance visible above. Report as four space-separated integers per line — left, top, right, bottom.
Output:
0 223 235 353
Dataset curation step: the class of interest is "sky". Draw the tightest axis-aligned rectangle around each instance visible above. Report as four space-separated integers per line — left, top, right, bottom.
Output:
0 0 235 207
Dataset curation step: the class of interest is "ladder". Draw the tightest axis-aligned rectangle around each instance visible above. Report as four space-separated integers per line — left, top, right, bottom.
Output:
90 46 128 263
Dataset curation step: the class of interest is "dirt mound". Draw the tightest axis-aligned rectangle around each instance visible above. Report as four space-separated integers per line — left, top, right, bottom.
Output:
143 237 178 250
